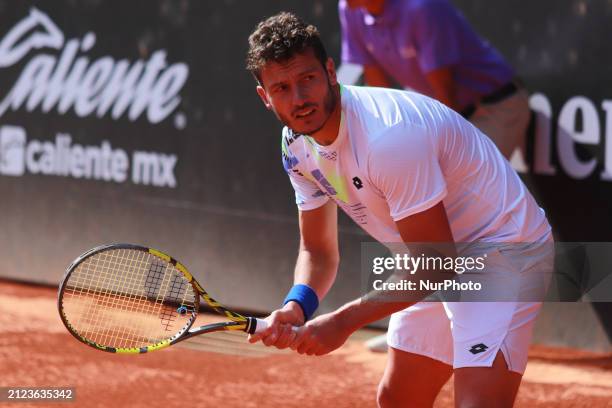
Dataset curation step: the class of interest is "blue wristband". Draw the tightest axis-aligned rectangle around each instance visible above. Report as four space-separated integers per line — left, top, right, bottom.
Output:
283 284 319 321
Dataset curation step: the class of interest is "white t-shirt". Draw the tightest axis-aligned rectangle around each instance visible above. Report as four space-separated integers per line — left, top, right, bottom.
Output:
281 85 550 243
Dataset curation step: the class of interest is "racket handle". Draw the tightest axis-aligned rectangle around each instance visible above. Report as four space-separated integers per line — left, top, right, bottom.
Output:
248 317 268 334
247 317 299 335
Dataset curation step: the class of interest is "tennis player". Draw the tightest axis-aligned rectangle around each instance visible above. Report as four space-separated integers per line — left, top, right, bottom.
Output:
246 12 553 407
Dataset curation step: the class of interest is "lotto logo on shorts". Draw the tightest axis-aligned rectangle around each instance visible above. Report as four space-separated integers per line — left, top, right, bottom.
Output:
469 343 489 355
0 125 26 176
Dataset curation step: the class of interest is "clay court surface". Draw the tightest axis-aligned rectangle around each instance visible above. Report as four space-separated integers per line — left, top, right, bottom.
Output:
0 280 611 408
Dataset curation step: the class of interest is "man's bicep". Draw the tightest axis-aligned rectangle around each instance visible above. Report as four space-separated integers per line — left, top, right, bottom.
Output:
298 200 339 256
395 201 454 244
394 201 457 288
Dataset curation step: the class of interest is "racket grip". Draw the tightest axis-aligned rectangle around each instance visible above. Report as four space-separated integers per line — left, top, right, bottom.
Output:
250 318 268 334
247 317 299 335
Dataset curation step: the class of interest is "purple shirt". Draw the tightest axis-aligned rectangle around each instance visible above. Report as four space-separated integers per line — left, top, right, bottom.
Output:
339 0 515 108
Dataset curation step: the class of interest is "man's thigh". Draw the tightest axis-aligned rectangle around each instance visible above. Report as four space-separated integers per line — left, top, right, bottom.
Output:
454 350 523 408
383 303 454 407
388 302 454 365
378 347 453 408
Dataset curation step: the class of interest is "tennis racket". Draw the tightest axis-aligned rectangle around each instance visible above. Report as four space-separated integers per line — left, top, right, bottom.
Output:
58 243 269 354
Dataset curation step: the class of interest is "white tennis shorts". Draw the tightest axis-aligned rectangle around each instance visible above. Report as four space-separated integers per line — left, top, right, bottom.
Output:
387 237 554 374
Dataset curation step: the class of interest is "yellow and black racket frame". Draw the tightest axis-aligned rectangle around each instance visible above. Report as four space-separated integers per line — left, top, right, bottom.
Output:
58 243 259 354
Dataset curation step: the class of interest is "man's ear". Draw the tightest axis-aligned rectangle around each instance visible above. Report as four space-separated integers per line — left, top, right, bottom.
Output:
256 85 272 110
325 57 338 86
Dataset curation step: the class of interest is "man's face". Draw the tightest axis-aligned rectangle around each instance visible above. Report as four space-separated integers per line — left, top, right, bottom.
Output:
257 49 338 136
346 0 386 15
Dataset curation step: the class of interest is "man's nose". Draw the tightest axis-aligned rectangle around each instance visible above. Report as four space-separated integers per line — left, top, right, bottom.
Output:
292 85 309 106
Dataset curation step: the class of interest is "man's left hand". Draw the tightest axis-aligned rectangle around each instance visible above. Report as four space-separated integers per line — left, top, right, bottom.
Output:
289 311 352 356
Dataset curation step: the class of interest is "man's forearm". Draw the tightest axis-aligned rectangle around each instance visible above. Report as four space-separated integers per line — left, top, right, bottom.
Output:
332 249 456 335
331 270 440 334
364 65 393 88
334 298 416 334
425 67 460 111
293 248 339 301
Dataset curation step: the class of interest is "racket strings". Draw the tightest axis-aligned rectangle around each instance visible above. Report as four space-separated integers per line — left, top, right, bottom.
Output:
89 250 159 347
66 249 155 347
86 251 189 347
157 266 192 332
61 249 197 349
145 258 177 332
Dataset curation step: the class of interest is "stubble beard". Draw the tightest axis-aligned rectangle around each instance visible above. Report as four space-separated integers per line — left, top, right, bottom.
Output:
275 80 338 136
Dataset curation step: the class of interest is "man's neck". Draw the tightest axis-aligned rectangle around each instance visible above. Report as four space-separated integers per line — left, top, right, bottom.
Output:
309 85 342 146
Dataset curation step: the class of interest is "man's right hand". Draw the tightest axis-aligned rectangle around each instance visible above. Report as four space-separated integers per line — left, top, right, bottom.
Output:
248 301 304 349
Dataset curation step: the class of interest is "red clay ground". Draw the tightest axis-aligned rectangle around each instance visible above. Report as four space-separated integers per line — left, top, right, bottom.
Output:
0 280 610 407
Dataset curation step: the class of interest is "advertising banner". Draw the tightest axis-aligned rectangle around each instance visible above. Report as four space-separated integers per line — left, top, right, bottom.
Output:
0 1 609 347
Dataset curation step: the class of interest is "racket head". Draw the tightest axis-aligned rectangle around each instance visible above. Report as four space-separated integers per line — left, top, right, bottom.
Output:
58 244 200 354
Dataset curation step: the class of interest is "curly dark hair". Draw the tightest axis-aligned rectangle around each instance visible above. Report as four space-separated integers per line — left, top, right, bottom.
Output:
246 11 328 84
